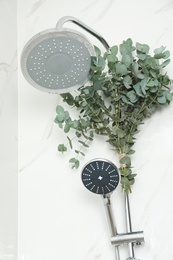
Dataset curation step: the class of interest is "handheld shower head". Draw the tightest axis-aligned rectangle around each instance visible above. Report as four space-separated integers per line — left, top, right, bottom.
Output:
21 16 109 94
81 159 119 195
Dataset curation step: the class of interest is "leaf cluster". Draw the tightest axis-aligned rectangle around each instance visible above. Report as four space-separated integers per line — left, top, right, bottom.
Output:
54 38 172 193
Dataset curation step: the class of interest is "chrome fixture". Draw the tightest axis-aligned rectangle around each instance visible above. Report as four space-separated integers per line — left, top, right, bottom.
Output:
81 159 144 260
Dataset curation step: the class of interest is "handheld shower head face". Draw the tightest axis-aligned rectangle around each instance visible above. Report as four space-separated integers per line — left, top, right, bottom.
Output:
21 29 95 93
81 159 119 195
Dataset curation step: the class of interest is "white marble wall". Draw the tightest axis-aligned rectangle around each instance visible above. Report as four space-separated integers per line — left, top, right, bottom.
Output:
0 0 18 259
1 0 173 259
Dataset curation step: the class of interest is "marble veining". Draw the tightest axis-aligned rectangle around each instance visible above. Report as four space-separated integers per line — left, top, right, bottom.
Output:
155 1 173 13
0 62 10 73
80 0 116 23
92 0 116 22
27 0 47 16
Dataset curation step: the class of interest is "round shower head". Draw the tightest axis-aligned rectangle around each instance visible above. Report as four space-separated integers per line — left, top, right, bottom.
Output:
81 159 119 195
21 28 95 93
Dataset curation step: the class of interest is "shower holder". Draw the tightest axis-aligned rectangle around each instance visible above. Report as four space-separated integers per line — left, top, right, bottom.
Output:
111 231 144 246
81 159 145 260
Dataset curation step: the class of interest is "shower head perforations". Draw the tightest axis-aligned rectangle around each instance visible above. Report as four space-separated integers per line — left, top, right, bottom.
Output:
21 29 95 93
81 159 119 195
26 37 90 89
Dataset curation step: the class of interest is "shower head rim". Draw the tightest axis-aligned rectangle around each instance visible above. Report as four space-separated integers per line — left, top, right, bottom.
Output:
21 28 96 94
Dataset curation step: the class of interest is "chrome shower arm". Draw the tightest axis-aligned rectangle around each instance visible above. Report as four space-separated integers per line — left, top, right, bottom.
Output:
56 16 110 50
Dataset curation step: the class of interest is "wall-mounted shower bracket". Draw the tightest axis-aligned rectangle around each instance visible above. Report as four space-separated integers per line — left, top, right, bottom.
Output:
103 194 144 253
111 231 144 247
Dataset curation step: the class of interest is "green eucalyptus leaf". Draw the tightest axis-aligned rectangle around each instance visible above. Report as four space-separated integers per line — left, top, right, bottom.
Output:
154 45 166 54
67 136 73 149
154 50 170 59
80 119 88 127
154 53 165 59
157 96 167 104
80 151 85 156
137 73 145 79
136 42 149 53
120 38 133 55
107 54 118 63
121 95 132 105
112 126 126 138
160 59 171 68
90 131 94 138
124 168 132 176
64 123 70 133
150 70 156 78
64 111 70 120
78 140 89 148
144 56 158 70
75 150 85 156
128 149 135 155
56 105 64 114
122 54 132 67
134 83 143 96
123 75 132 89
82 101 87 107
149 86 158 93
120 156 131 166
76 131 81 138
128 174 137 179
126 90 138 103
137 53 147 60
107 45 118 63
55 105 68 122
93 81 103 91
111 45 118 55
122 144 130 154
83 88 90 95
55 113 65 123
164 90 173 102
116 63 128 75
60 93 74 106
70 120 79 129
140 77 148 95
162 74 171 85
69 158 80 169
97 56 106 70
58 144 67 153
147 80 155 87
54 116 61 124
121 177 130 186
129 178 135 185
132 62 139 75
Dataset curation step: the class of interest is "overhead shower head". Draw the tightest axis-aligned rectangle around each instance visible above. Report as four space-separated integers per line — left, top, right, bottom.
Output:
81 159 119 195
21 29 95 93
21 16 110 94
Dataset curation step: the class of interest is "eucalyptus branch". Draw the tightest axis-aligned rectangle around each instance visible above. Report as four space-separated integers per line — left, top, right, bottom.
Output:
55 38 172 193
